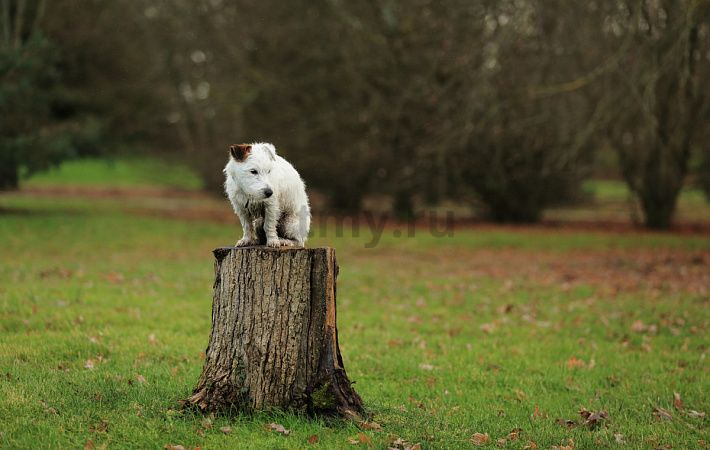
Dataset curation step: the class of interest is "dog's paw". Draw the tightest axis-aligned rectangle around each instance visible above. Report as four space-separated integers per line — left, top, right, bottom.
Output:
265 239 282 248
235 238 258 247
278 238 300 247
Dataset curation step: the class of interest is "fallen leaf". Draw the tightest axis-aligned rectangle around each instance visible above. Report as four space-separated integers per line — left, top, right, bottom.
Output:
507 428 522 441
89 419 109 433
308 434 319 444
614 433 625 444
533 404 542 418
566 356 586 369
555 418 577 428
148 334 158 345
164 445 186 450
84 359 95 370
389 437 407 448
579 408 608 428
104 272 124 283
267 423 290 435
630 320 647 332
480 323 495 333
408 396 425 410
673 392 683 410
471 432 490 446
497 438 507 446
389 437 421 449
686 410 705 418
348 438 359 445
652 407 673 421
84 440 94 450
523 441 538 450
135 374 147 384
201 418 213 429
360 421 382 431
418 363 435 371
358 432 371 444
220 426 231 434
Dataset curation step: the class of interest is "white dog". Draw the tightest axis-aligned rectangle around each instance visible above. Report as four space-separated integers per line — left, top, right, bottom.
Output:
224 142 310 248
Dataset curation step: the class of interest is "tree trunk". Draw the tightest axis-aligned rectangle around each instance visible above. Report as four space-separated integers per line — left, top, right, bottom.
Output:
0 156 19 191
188 247 366 419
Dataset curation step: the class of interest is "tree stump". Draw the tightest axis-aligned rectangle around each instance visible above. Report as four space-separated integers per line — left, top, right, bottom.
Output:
187 247 365 418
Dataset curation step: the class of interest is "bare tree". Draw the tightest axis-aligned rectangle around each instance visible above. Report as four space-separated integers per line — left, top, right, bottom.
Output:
445 0 604 222
602 0 709 229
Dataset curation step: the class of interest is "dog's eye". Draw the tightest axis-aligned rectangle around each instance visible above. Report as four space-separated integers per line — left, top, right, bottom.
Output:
250 170 258 175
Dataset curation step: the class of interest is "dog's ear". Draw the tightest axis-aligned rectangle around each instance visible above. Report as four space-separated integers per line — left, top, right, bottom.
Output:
265 143 276 161
229 144 251 161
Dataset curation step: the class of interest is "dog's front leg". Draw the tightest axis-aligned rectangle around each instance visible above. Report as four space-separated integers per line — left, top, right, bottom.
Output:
235 210 258 247
263 202 282 248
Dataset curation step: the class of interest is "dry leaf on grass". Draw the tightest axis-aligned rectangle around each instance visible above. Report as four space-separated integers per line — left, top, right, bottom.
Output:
566 356 586 369
308 434 319 444
673 392 683 410
471 432 490 446
357 432 371 444
89 419 109 433
84 440 94 450
267 423 290 435
104 272 125 283
523 441 538 449
555 418 577 428
579 408 608 428
135 374 147 384
388 437 421 450
653 407 673 421
507 428 522 441
219 426 231 434
686 410 705 418
164 445 185 450
360 421 382 431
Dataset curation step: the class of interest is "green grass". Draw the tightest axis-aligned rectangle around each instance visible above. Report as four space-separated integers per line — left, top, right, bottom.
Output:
0 161 708 448
582 179 707 204
1 195 708 449
24 157 203 190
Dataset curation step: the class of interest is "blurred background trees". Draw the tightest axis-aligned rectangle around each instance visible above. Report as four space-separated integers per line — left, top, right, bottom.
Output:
600 0 709 229
1 0 708 228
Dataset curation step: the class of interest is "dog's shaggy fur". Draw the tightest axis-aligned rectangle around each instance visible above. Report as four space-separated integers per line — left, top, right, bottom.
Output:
224 142 311 247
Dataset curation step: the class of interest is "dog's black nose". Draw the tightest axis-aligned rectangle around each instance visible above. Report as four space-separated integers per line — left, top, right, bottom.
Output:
264 188 273 198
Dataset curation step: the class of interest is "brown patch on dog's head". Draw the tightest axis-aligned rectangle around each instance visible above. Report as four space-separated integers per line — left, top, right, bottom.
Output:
229 144 252 161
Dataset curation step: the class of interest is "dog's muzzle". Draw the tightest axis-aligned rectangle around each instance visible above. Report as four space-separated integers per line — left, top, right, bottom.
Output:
263 188 273 198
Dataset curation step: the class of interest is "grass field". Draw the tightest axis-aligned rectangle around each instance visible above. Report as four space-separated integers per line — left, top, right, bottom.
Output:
0 159 708 449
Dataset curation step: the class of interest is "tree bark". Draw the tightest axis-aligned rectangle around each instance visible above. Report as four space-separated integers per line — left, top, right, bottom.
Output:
187 246 366 419
0 156 18 191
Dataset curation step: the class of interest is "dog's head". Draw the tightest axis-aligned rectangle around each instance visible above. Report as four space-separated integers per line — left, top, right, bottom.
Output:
225 143 277 200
